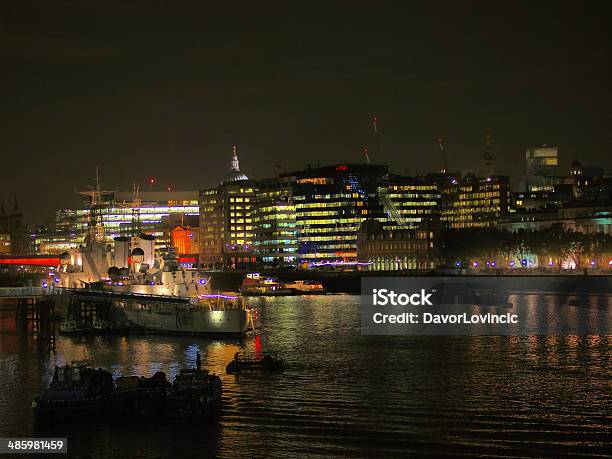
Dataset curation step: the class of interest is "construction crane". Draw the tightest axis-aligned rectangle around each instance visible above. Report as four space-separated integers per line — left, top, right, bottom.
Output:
363 146 371 164
483 134 495 176
436 137 449 173
372 115 382 160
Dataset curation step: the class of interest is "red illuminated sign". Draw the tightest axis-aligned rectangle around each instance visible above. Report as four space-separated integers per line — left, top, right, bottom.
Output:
178 256 197 264
0 257 60 266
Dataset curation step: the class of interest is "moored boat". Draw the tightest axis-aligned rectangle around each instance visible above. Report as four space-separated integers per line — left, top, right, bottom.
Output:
240 273 296 296
283 280 326 295
32 363 222 421
166 368 222 419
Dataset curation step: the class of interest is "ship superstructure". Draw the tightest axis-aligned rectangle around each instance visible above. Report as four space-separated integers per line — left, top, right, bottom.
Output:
54 171 253 335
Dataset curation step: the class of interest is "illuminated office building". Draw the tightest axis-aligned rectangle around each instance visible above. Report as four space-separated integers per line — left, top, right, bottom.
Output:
287 164 388 263
252 177 297 265
440 175 510 228
382 175 441 229
199 147 256 268
75 190 199 251
522 145 562 192
31 209 78 255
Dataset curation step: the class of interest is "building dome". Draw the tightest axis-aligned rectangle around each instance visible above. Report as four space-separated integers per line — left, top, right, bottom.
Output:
221 145 249 184
222 170 249 183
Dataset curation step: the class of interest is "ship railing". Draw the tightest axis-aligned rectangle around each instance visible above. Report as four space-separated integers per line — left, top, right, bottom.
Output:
197 293 248 311
53 287 192 303
0 286 49 297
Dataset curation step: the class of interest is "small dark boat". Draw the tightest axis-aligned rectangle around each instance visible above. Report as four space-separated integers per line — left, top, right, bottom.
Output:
33 363 221 421
32 364 167 419
226 353 286 374
165 369 222 420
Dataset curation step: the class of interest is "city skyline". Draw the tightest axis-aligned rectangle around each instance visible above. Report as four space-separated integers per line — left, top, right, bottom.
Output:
1 1 610 220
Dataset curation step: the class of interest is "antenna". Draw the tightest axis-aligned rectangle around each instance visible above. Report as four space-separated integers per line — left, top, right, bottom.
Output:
437 138 449 173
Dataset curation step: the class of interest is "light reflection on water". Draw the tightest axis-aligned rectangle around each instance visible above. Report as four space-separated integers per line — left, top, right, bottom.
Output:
0 294 610 458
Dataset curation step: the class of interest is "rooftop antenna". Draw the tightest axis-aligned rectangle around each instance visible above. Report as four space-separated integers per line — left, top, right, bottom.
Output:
436 137 449 173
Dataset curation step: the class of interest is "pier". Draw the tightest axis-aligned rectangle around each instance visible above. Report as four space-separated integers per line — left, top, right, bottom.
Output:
0 287 57 351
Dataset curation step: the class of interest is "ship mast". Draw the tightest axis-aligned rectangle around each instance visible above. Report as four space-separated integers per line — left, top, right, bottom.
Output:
77 167 114 241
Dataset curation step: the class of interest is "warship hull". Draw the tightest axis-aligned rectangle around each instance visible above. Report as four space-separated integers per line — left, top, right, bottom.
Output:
116 301 251 335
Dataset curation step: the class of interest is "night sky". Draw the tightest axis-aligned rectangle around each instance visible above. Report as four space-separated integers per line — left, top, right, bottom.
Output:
1 1 610 222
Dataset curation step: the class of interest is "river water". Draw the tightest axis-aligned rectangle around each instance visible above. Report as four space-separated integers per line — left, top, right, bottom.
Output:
0 295 610 458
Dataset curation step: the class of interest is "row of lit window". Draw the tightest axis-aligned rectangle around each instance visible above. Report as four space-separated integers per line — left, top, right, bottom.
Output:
389 194 439 200
361 242 429 251
256 205 295 213
441 206 501 215
293 193 364 201
395 201 438 208
451 200 501 208
390 185 437 191
300 251 357 258
253 240 297 246
456 191 503 199
296 177 332 185
297 201 364 209
296 218 362 226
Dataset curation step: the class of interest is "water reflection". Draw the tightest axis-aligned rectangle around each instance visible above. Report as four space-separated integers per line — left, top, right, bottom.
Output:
0 294 610 458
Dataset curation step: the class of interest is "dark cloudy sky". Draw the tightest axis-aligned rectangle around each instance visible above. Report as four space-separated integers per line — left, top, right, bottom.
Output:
1 0 610 222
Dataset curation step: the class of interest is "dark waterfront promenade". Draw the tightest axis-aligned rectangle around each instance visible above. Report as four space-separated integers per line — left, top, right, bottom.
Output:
1 295 610 458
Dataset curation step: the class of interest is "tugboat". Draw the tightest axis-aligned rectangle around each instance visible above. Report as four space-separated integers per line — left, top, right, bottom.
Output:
226 352 286 374
33 363 222 421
